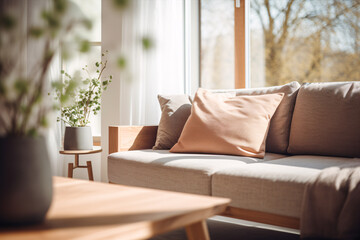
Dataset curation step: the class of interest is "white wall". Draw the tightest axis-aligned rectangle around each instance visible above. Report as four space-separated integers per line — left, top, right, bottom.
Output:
100 0 123 182
61 153 101 181
185 0 201 96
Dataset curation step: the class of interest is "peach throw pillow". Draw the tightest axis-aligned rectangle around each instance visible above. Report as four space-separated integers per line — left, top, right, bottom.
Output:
170 89 284 158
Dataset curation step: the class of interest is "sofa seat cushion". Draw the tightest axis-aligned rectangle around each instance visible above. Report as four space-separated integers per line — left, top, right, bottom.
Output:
108 150 286 196
212 155 359 218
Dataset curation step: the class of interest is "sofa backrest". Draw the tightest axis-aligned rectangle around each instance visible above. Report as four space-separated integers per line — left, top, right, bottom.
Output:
213 81 301 154
288 81 360 158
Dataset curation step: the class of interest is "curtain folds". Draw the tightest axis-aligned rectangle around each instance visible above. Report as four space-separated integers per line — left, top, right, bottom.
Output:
118 0 185 125
0 0 63 175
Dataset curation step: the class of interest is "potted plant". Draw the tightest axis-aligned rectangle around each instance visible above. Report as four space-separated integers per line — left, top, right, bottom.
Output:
0 0 92 226
55 54 112 150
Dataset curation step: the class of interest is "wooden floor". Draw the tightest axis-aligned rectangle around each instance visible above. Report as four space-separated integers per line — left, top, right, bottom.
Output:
151 216 300 240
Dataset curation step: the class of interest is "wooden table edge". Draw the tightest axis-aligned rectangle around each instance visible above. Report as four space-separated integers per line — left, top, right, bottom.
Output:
54 177 230 240
0 177 230 240
59 146 102 155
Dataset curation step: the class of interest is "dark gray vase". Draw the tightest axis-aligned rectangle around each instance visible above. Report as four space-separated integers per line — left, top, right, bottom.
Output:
64 126 93 150
0 136 53 226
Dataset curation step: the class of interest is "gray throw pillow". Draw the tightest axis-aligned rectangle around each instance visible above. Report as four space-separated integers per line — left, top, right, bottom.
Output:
153 94 192 150
288 81 360 157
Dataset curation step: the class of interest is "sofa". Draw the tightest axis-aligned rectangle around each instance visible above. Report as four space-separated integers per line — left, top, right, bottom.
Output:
107 81 360 232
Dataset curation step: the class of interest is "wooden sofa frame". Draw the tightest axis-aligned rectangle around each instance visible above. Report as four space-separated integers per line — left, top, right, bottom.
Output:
108 125 300 229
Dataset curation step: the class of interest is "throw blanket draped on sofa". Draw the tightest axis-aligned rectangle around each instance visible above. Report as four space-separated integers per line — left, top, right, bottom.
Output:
301 165 360 240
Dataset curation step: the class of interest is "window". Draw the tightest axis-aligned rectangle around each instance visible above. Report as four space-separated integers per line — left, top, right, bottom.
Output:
201 0 360 89
249 0 360 87
61 0 102 136
200 0 235 89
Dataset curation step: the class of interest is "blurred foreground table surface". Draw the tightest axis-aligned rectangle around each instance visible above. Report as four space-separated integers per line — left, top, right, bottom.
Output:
0 177 230 240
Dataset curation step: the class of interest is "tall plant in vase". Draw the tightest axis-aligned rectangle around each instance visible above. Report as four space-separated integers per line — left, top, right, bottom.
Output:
55 53 112 150
0 0 93 226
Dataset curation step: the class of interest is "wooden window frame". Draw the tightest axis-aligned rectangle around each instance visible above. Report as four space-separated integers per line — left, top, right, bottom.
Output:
234 0 246 89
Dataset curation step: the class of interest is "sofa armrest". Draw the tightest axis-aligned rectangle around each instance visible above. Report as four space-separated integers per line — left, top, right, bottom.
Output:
108 125 158 154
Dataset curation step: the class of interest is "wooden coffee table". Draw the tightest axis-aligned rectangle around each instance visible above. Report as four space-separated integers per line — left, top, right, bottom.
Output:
0 177 230 240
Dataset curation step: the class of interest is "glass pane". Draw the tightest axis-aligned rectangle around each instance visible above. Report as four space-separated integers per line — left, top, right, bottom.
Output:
62 46 102 136
250 0 360 87
70 0 101 42
201 0 234 89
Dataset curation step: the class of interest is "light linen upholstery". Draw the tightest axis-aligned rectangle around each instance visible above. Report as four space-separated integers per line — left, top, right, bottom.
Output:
212 155 360 218
288 81 360 157
108 150 286 195
213 81 301 154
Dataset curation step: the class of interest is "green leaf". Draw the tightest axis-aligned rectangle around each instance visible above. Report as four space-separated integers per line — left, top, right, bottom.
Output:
29 27 44 38
14 78 29 94
60 95 69 103
20 105 27 113
117 57 126 69
35 94 42 104
51 80 63 91
95 62 100 67
79 40 90 53
82 18 93 30
40 117 48 127
141 36 154 50
0 14 16 30
45 49 54 62
42 10 60 30
61 48 71 60
113 0 129 9
27 128 38 137
54 0 68 14
0 82 6 95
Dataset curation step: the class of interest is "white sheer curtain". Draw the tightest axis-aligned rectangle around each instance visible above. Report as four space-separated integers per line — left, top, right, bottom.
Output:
48 52 63 177
0 0 62 175
119 0 185 125
100 0 185 181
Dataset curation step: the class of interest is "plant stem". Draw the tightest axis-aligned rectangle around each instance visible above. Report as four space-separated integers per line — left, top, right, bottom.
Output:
19 39 54 135
60 117 73 126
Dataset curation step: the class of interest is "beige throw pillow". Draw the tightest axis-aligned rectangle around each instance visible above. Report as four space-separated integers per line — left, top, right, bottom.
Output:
153 94 192 150
170 89 284 158
288 82 360 158
213 81 301 154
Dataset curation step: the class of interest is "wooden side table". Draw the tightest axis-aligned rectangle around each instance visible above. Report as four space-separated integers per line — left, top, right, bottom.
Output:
59 146 102 181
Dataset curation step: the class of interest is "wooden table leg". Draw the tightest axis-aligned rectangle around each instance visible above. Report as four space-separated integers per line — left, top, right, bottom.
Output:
86 161 94 181
74 154 79 168
68 163 74 178
185 220 210 240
